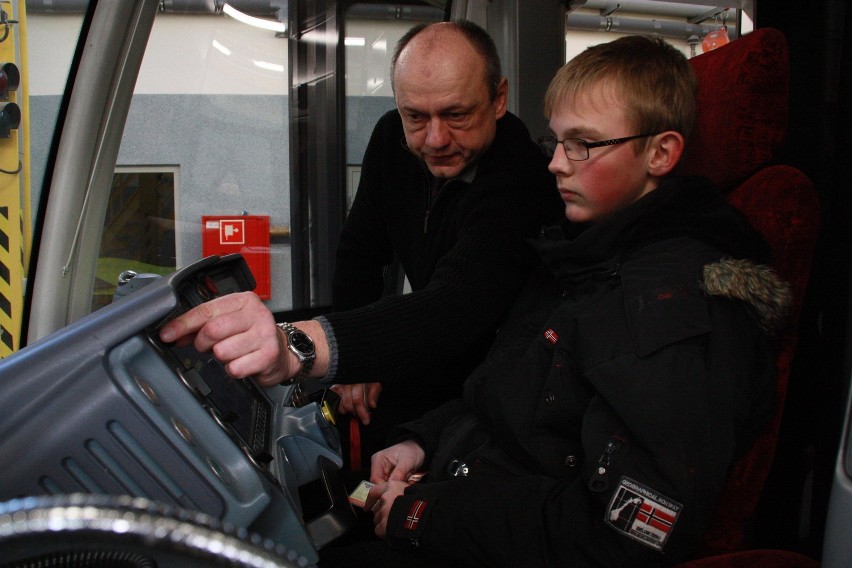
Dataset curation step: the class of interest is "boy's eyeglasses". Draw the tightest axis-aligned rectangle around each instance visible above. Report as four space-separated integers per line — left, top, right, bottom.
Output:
537 133 656 161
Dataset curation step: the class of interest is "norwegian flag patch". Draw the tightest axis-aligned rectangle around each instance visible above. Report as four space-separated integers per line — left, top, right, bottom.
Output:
403 499 428 531
605 477 682 552
544 328 559 344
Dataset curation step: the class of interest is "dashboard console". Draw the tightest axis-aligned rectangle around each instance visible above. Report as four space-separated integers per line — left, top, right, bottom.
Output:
0 255 352 565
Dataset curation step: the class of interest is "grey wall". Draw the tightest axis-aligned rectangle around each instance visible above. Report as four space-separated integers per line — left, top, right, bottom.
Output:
119 94 289 257
345 95 395 164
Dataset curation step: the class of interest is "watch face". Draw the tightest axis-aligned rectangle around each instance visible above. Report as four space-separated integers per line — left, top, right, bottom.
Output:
290 331 316 356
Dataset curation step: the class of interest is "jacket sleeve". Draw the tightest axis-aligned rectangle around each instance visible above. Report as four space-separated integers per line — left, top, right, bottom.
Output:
384 296 775 567
386 398 470 461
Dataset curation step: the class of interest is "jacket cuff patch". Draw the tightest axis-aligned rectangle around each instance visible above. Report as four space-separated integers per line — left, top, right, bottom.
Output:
605 476 682 552
403 499 428 531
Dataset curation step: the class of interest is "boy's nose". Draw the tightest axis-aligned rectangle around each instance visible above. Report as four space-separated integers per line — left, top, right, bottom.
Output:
548 150 573 175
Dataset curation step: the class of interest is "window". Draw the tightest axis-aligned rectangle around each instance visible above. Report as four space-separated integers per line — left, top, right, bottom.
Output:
92 168 178 311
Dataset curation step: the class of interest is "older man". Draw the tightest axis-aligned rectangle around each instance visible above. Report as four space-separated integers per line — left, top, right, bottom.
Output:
158 21 561 464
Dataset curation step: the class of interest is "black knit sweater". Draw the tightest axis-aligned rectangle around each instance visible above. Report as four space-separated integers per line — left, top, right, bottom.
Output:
323 110 562 411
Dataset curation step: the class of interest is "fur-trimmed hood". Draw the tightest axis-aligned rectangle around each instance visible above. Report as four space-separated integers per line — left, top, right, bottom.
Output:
703 258 792 335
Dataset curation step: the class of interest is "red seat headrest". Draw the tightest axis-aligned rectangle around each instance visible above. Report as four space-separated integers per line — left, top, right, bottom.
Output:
677 28 789 192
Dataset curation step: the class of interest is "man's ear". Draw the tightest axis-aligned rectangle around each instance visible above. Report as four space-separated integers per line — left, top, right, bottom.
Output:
647 131 685 177
493 76 509 119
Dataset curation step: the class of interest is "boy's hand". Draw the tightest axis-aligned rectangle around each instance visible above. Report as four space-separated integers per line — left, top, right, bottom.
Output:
363 480 408 537
370 440 426 484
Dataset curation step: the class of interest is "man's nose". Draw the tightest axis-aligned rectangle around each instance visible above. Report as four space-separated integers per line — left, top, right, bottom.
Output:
425 118 450 148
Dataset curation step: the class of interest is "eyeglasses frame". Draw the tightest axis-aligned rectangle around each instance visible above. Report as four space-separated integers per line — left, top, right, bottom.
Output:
538 133 657 161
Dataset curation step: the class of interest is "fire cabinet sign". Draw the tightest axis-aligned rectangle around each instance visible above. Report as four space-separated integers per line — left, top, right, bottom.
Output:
202 215 271 299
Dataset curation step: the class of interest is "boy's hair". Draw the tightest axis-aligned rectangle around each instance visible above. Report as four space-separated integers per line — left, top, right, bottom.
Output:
544 35 697 142
390 20 503 102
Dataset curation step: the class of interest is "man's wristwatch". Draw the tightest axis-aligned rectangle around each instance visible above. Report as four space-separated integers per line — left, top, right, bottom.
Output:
276 322 316 377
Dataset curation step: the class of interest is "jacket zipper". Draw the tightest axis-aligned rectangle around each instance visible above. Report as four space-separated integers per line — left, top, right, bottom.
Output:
403 138 469 235
401 139 437 235
588 436 624 493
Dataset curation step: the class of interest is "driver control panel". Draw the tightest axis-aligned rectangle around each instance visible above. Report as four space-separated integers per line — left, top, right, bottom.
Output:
0 255 353 565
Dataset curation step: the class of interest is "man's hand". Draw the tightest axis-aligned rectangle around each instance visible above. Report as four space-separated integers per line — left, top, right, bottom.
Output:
157 291 328 385
363 480 408 537
370 439 426 484
331 382 382 424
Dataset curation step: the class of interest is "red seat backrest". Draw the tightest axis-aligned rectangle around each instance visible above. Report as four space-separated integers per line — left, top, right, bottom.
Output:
675 28 820 558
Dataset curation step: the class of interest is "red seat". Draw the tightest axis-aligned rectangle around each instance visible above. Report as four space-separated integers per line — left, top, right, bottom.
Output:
673 28 820 566
679 549 819 568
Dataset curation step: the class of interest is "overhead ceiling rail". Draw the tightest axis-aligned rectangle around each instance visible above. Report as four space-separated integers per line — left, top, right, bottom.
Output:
26 0 282 17
346 4 445 21
567 0 752 28
565 12 737 40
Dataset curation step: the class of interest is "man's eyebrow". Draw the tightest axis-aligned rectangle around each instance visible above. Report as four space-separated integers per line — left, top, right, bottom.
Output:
399 102 474 115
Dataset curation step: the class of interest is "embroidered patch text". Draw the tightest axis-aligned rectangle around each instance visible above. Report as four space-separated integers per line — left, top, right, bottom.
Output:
605 476 682 552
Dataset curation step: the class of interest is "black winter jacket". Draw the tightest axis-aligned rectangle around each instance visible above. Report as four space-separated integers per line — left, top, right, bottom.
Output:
386 177 790 567
324 110 562 413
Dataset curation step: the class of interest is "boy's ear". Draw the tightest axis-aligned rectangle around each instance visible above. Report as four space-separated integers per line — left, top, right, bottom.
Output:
647 131 685 177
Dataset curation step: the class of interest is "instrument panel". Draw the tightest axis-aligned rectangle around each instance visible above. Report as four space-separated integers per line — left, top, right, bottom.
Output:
0 255 352 565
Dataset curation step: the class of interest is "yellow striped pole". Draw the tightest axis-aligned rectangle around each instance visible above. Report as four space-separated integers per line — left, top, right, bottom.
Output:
0 0 29 357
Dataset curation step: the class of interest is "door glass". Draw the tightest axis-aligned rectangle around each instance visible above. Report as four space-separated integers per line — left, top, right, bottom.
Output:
26 4 290 322
116 6 290 312
27 9 83 205
18 1 453 351
121 7 289 310
343 3 444 213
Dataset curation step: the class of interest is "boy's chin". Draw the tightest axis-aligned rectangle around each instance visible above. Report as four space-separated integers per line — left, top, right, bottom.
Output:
564 205 593 224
